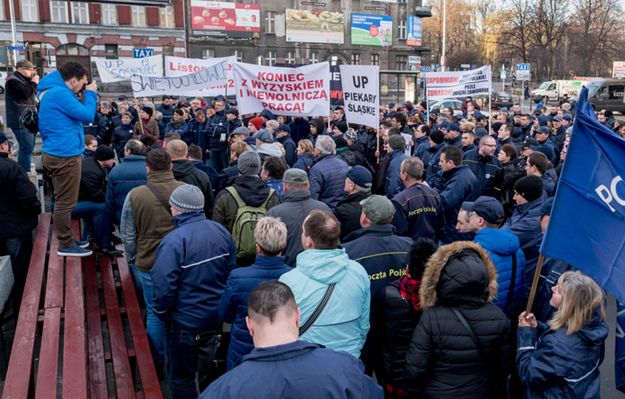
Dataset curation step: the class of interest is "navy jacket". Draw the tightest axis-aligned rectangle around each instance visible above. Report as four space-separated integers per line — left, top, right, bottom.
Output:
278 135 297 167
151 212 237 330
423 142 447 191
200 340 383 399
105 154 147 225
218 256 291 369
111 124 134 160
535 138 557 164
163 120 192 144
385 151 406 199
439 165 477 243
309 154 348 210
463 150 504 201
189 118 210 154
391 182 445 241
293 154 315 173
413 135 430 159
208 111 228 151
517 314 607 399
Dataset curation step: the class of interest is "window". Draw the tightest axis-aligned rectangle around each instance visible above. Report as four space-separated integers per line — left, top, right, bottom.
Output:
160 5 174 28
351 53 360 65
398 20 406 40
265 11 275 34
371 54 379 66
309 52 319 64
202 48 214 59
21 0 39 22
266 50 276 66
285 51 295 65
233 50 243 62
395 55 408 70
50 1 68 23
257 55 263 65
72 2 89 24
101 3 117 25
131 5 146 27
104 44 118 59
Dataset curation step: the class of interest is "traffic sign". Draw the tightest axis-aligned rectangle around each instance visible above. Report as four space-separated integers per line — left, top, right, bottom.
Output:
515 63 531 81
500 69 507 80
420 66 431 72
6 45 25 51
133 48 154 58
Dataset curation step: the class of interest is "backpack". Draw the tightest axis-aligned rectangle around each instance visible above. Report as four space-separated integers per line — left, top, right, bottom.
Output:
225 186 274 260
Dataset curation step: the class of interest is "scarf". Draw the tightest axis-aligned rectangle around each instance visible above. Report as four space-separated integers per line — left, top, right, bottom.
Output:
398 275 422 312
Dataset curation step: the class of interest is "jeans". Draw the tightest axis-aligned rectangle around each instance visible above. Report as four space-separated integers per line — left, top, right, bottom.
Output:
136 269 165 373
209 149 228 173
71 201 112 249
165 320 221 399
0 233 33 315
43 154 81 248
128 263 145 309
11 127 35 172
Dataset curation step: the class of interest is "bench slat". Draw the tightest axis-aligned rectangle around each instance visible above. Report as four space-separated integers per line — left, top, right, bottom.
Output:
43 232 64 309
116 257 163 398
34 307 61 399
2 214 51 399
85 256 109 399
101 256 136 399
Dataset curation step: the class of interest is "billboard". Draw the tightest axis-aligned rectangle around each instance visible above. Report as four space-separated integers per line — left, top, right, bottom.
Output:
191 1 260 38
406 16 422 46
614 61 625 79
285 9 344 44
351 14 393 47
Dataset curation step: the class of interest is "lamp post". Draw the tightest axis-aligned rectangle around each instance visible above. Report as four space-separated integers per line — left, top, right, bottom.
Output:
440 0 447 71
8 0 18 66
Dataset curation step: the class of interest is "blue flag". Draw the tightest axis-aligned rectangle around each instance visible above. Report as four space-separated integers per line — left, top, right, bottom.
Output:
616 303 625 393
540 87 625 393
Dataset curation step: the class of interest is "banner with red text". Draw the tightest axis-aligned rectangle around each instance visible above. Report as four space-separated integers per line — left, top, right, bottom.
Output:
233 62 330 116
423 65 491 101
165 56 235 96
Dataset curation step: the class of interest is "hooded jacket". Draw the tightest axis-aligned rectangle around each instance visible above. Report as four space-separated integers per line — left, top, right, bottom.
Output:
199 340 383 399
474 228 526 316
37 71 97 157
517 312 608 399
172 159 215 217
280 248 371 358
404 241 511 398
309 154 349 210
218 255 292 369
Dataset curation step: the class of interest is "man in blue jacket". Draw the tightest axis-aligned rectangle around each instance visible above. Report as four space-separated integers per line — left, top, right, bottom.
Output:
200 281 383 399
309 135 349 210
152 184 236 398
38 61 97 257
462 196 526 317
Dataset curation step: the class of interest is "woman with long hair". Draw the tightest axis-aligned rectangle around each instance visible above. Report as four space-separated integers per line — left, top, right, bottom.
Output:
517 270 608 398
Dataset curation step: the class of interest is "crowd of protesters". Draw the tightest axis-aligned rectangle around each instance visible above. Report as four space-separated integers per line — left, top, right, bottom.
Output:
0 60 617 398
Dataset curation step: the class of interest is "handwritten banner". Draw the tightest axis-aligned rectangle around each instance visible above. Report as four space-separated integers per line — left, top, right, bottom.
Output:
164 56 235 97
234 62 330 116
339 65 379 129
424 65 492 101
95 55 163 83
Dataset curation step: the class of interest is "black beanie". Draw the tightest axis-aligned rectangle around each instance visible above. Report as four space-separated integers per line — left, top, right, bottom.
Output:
514 175 543 202
94 145 115 161
430 130 446 145
335 121 348 134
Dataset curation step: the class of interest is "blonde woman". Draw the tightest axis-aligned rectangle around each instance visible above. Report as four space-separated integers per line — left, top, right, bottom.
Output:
517 271 608 398
293 139 315 172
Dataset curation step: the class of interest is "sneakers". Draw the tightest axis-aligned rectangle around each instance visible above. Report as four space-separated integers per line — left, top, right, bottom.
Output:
57 244 93 257
96 246 123 257
76 240 90 249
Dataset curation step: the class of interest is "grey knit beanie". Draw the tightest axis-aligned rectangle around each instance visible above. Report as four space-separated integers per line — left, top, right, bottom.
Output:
169 184 204 213
237 151 261 175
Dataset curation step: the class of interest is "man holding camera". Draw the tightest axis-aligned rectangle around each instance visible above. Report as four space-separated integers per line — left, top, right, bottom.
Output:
38 61 98 257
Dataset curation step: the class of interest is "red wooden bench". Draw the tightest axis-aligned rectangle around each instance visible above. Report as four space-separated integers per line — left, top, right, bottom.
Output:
2 214 162 398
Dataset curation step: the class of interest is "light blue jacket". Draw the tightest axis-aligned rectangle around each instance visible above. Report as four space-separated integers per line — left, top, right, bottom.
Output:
38 71 97 157
280 248 371 358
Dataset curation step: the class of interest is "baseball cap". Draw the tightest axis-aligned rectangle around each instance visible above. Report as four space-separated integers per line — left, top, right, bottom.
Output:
462 196 505 225
254 129 274 144
283 168 309 184
553 115 563 122
562 113 573 121
346 165 373 188
521 137 538 149
537 126 550 135
360 195 396 225
276 124 291 134
0 132 14 145
447 122 460 132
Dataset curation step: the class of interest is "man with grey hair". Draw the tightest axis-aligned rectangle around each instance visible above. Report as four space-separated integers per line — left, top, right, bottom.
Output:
309 135 349 210
219 217 292 369
267 168 330 266
391 156 445 241
213 150 280 265
335 165 372 240
152 184 236 397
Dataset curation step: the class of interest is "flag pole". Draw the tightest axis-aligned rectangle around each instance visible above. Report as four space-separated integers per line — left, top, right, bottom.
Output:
488 73 492 134
524 253 546 314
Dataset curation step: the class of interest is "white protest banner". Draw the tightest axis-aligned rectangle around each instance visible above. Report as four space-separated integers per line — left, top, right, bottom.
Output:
131 57 229 97
234 62 330 116
165 56 236 96
424 65 492 101
95 55 163 83
339 65 379 129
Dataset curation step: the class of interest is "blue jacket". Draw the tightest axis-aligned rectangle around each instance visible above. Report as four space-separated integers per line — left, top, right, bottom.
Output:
535 138 557 164
542 169 557 198
199 340 383 398
293 154 315 173
105 154 147 225
189 118 210 153
423 142 447 191
280 248 370 358
385 151 406 199
218 256 291 370
463 150 504 201
412 135 430 159
517 314 607 399
439 165 477 243
474 228 526 316
152 212 237 330
309 154 349 210
208 111 229 151
38 71 97 157
163 120 192 144
391 182 445 241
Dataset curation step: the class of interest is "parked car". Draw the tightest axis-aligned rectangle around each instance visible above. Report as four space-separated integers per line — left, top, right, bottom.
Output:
430 98 490 117
586 79 625 113
491 91 513 110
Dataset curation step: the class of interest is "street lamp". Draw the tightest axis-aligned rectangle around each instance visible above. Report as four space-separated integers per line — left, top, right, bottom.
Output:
7 0 18 65
440 0 446 71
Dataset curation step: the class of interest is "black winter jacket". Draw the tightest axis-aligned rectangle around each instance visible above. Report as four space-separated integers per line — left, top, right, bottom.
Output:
334 191 370 240
79 157 107 203
0 153 41 237
172 160 215 217
463 150 504 201
5 71 37 129
404 241 511 398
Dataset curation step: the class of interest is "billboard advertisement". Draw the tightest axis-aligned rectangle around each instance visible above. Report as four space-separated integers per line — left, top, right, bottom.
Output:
191 1 260 38
285 9 344 44
351 14 393 47
614 61 625 79
406 16 422 46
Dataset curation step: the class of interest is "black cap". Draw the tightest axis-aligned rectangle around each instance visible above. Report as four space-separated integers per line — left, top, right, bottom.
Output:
462 196 505 225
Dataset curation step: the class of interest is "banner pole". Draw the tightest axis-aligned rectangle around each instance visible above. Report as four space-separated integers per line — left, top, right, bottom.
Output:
524 253 545 314
376 127 380 165
424 78 429 126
